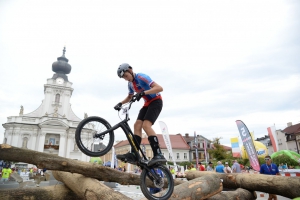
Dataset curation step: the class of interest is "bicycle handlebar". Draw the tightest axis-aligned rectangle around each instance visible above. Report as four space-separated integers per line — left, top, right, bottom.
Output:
128 95 138 110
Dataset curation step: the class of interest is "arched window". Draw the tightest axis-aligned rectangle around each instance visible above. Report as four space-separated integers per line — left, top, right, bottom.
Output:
55 94 60 103
22 137 28 148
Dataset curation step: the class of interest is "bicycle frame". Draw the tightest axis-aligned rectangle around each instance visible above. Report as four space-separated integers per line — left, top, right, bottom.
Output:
94 99 161 180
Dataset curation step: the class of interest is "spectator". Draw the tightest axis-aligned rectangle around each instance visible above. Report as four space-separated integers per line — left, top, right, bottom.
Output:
198 162 205 171
224 162 232 173
185 166 191 173
215 161 224 173
1 165 12 184
282 163 287 170
246 166 251 173
232 160 241 173
260 155 279 200
170 167 175 175
206 162 214 171
190 164 196 171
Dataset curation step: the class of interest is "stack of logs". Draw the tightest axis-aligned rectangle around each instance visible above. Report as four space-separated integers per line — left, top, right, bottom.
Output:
0 144 299 200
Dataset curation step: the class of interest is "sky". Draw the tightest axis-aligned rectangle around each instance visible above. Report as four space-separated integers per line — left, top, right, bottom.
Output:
0 0 299 147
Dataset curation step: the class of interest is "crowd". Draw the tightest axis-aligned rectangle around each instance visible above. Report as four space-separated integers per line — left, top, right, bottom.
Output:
170 160 246 177
168 156 281 200
0 163 48 184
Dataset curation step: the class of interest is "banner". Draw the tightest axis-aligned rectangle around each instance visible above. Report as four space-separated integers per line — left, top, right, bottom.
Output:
204 139 207 163
267 126 279 152
159 121 176 167
111 147 115 169
194 132 199 169
230 137 241 157
235 120 260 171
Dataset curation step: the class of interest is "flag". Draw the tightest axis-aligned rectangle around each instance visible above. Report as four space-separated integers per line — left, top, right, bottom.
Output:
267 126 279 152
236 120 260 171
204 139 207 163
159 121 176 167
230 137 241 157
194 131 199 169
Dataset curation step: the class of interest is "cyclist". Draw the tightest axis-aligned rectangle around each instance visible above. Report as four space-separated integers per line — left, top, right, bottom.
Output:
114 63 167 166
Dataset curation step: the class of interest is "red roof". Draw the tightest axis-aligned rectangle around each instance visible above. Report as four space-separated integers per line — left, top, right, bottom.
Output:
282 123 300 135
221 145 232 151
114 134 190 149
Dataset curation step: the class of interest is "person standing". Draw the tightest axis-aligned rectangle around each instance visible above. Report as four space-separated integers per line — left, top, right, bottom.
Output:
224 162 232 173
114 63 166 166
189 164 196 171
215 161 224 173
1 165 12 184
206 162 214 171
260 155 280 200
198 162 205 171
232 160 241 173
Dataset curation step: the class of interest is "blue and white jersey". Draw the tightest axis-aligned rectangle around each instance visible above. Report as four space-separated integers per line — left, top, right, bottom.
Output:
128 73 162 106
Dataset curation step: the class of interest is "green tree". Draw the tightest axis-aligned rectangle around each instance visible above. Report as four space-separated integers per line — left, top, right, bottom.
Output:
209 137 227 160
272 154 299 168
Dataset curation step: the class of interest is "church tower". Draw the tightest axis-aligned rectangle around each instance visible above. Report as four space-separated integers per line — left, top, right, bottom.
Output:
2 48 89 164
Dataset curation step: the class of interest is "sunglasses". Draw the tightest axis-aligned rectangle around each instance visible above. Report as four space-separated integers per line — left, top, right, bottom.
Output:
265 158 270 161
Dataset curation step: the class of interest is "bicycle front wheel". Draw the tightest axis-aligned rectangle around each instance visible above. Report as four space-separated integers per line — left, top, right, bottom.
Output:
75 116 114 157
140 164 174 200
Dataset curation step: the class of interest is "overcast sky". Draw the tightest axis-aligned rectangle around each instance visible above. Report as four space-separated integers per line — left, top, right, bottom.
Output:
0 0 299 147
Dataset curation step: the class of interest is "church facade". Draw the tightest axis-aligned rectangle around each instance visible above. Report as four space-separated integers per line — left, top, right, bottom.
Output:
2 48 90 163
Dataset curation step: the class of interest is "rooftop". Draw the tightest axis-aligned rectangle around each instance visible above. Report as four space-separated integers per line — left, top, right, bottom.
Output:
282 123 300 135
114 134 190 149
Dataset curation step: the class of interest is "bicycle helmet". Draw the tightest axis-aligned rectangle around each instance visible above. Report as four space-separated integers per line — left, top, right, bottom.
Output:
117 63 132 78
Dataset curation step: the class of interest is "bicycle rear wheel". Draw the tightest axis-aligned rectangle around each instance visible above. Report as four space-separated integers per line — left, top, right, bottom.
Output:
140 164 174 200
75 116 114 157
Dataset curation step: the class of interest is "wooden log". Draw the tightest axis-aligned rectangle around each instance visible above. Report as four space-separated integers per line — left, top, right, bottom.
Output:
0 184 81 200
52 171 131 200
146 174 222 200
0 144 185 186
185 171 300 199
205 188 257 200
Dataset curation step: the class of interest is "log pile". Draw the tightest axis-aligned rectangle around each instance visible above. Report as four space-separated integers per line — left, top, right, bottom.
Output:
1 144 300 200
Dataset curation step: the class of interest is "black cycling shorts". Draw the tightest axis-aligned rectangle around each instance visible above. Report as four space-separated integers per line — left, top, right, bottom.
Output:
137 99 163 125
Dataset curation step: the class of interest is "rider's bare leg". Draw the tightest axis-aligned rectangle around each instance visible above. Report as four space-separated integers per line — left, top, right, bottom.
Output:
134 120 143 137
142 120 156 136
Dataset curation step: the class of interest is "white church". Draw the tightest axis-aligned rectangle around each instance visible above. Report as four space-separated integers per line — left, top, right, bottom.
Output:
2 48 90 164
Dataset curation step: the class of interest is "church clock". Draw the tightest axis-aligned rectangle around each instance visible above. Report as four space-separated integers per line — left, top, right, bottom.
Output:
56 77 64 84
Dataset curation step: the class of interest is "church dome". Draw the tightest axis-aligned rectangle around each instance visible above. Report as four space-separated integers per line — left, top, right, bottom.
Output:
52 47 71 74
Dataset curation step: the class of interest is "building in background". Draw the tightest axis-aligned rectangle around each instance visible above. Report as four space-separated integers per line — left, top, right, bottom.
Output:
107 133 190 172
182 133 214 163
2 48 89 168
256 122 300 155
282 122 300 154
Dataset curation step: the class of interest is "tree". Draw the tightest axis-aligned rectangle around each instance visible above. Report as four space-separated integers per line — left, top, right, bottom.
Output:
272 154 299 168
209 138 227 160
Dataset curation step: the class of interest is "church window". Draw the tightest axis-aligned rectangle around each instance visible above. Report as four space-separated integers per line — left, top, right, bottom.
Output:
22 137 28 148
55 94 60 103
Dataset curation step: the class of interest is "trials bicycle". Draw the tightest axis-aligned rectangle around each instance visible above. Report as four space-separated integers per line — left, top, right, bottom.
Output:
75 96 174 200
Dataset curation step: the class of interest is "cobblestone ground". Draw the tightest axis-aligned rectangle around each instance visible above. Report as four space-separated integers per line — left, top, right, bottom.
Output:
114 184 144 200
